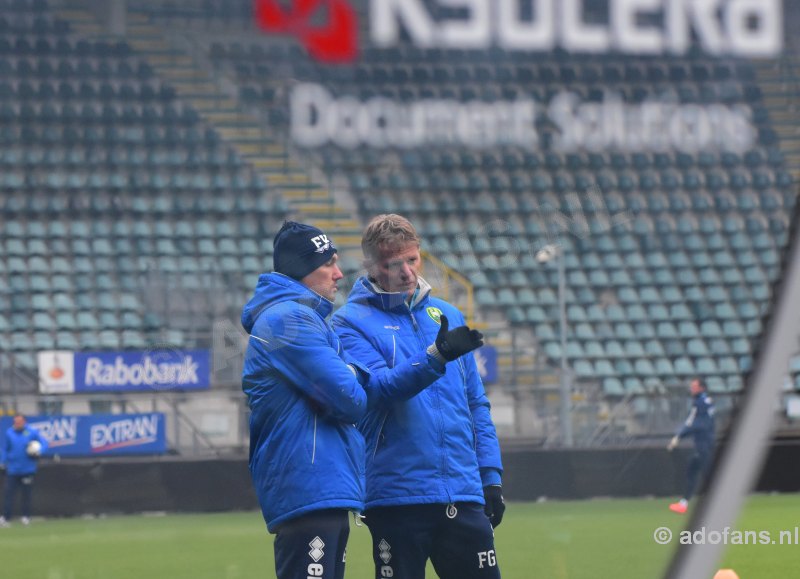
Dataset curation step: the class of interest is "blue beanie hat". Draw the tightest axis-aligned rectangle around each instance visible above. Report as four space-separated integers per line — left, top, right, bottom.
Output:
273 221 337 280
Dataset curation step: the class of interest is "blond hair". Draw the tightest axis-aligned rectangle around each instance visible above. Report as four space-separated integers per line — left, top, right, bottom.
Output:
362 214 420 266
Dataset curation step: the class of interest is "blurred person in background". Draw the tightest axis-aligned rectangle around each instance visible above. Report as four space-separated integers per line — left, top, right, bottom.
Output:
241 221 370 579
667 377 716 514
333 214 504 579
0 414 48 527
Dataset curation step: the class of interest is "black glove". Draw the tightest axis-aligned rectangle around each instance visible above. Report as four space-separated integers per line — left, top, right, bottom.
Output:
483 485 505 528
431 315 484 362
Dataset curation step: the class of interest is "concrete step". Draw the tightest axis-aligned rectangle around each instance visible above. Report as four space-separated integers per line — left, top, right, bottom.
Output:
218 126 271 137
329 234 362 246
170 87 220 98
196 106 240 118
510 372 539 386
156 68 210 80
251 158 297 169
776 129 800 139
486 336 512 347
309 218 361 230
126 24 163 35
148 54 195 66
238 141 286 152
281 189 332 201
297 211 354 222
57 9 94 20
498 357 536 369
269 182 327 194
234 144 284 158
69 25 107 37
127 39 173 52
191 100 241 113
126 31 164 41
203 111 257 124
758 91 793 102
263 172 316 184
782 142 800 153
292 202 347 213
773 126 800 137
168 77 218 88
771 111 797 122
242 151 291 161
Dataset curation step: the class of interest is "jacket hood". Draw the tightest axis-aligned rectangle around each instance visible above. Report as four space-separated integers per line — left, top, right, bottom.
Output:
347 275 433 312
241 272 333 333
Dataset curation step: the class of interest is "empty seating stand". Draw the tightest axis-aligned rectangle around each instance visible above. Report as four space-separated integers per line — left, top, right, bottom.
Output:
0 0 290 371
155 13 798 395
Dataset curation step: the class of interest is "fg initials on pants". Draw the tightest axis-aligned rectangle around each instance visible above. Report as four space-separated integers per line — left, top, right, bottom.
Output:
478 550 497 568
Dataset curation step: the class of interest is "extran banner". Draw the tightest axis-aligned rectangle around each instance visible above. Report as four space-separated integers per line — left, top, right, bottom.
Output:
0 414 167 456
38 350 211 394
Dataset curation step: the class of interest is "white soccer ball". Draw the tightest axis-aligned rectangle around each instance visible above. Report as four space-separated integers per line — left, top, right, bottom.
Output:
535 246 555 263
26 440 42 457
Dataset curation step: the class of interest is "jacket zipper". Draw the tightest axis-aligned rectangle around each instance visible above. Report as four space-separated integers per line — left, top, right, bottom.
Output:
372 413 388 460
409 303 450 501
409 309 422 346
311 415 317 464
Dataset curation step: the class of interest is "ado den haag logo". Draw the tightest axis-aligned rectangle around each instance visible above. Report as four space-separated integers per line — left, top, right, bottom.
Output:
255 0 358 62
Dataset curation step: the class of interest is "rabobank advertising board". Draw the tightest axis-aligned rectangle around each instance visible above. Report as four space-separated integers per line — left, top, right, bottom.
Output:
0 414 167 456
37 350 211 394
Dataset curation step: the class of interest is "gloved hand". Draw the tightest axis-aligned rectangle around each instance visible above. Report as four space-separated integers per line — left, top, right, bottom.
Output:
667 436 679 452
483 485 505 528
428 315 484 362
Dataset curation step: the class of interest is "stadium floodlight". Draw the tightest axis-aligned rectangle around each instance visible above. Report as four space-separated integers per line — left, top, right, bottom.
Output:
535 243 573 448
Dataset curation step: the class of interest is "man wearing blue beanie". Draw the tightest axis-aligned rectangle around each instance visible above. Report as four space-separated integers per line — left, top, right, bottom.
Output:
241 221 370 579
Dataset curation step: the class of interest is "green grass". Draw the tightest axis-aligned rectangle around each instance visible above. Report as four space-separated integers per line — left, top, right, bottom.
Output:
2 494 796 578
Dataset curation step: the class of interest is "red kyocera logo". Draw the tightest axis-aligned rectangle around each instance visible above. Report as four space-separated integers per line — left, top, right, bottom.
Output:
255 0 358 63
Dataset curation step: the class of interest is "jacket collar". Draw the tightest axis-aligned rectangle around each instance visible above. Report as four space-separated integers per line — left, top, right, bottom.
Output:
276 273 335 318
241 272 333 332
358 275 433 313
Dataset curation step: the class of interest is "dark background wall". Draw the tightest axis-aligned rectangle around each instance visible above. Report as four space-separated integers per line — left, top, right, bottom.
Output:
22 442 800 517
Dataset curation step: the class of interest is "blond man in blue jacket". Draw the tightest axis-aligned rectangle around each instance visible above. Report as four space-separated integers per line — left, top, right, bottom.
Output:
333 214 504 579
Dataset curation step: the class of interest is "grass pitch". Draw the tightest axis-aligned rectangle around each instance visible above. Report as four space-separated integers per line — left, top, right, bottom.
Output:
2 494 796 578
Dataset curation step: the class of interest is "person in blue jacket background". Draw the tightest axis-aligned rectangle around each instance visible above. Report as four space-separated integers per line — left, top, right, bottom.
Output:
1 414 48 527
332 214 504 579
667 377 716 514
241 221 370 579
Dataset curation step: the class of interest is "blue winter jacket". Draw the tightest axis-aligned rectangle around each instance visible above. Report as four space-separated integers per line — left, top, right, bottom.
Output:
1 425 48 476
677 391 716 454
241 273 369 532
332 276 503 510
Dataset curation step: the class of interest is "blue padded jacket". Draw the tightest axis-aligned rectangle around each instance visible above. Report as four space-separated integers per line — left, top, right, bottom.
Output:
332 276 502 510
1 424 48 476
241 273 368 532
